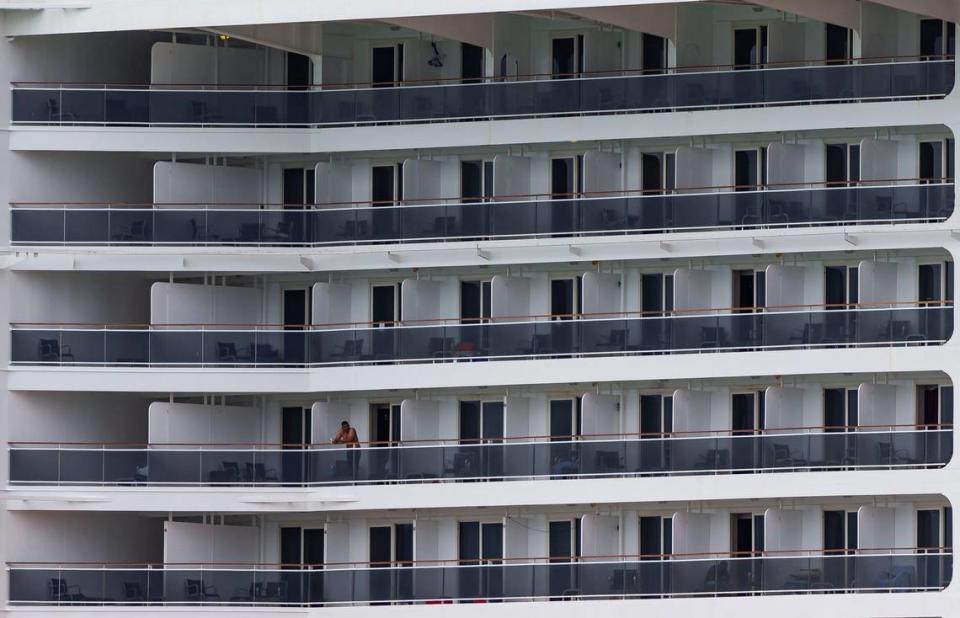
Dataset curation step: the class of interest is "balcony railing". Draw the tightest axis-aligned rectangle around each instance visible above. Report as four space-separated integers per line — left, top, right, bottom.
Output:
9 305 953 367
9 551 950 605
10 57 954 127
10 183 953 247
9 427 950 486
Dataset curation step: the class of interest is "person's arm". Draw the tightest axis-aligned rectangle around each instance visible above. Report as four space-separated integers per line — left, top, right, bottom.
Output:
331 430 344 444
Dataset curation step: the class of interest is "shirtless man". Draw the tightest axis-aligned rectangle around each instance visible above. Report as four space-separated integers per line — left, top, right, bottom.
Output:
332 420 360 477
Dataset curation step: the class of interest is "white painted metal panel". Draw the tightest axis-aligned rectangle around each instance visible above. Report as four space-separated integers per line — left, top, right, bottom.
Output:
766 143 807 186
312 282 352 327
859 138 898 185
581 393 619 437
400 279 447 324
763 387 805 431
858 383 897 430
315 161 353 205
857 506 896 551
671 512 711 555
148 402 260 445
671 389 712 435
767 21 806 66
765 265 806 311
325 522 350 564
858 261 898 307
672 268 712 312
153 161 261 205
505 396 531 438
763 508 804 555
582 30 622 74
400 399 441 444
311 401 351 447
492 155 531 199
580 514 619 561
582 150 622 195
150 282 260 325
414 519 439 561
402 159 443 204
491 275 531 321
163 521 258 563
674 146 713 192
581 271 621 315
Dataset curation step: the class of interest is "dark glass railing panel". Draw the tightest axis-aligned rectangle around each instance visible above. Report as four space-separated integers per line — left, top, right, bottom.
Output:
11 60 954 127
9 430 950 486
9 553 949 605
9 307 953 367
11 184 954 246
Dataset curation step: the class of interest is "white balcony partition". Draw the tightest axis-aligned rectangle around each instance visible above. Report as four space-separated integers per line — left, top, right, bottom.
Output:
311 401 351 447
401 279 453 325
766 143 808 186
763 387 805 432
858 383 897 430
311 282 352 327
671 389 712 435
581 272 621 316
151 42 265 86
763 508 804 555
504 396 531 438
764 265 806 311
582 31 622 74
150 282 260 325
153 161 261 205
858 261 899 307
402 159 443 204
581 514 619 561
505 515 547 560
492 155 531 200
163 521 259 564
582 151 622 196
415 519 440 562
767 22 806 66
672 268 712 312
325 522 350 564
491 275 531 321
671 512 712 555
857 506 896 552
581 393 620 437
148 402 260 445
315 161 353 205
400 399 441 445
674 147 713 193
402 39 445 84
859 138 898 185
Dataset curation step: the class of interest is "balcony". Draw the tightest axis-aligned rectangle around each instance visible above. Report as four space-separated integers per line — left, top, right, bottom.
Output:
10 306 952 367
8 551 950 606
9 426 950 486
11 58 954 128
10 183 954 247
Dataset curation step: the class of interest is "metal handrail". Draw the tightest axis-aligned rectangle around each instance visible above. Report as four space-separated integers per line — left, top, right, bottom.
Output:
7 424 951 450
9 53 954 91
8 179 952 211
10 300 953 331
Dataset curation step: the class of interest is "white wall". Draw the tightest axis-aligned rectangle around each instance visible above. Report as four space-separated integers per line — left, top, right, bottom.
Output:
7 512 163 562
163 521 260 563
148 402 261 445
150 282 261 324
10 272 152 324
153 161 262 205
150 41 266 85
8 392 150 443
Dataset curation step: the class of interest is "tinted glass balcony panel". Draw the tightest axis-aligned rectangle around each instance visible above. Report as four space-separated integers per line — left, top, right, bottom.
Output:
12 184 952 247
9 553 949 605
11 60 953 126
10 429 950 486
10 307 953 367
